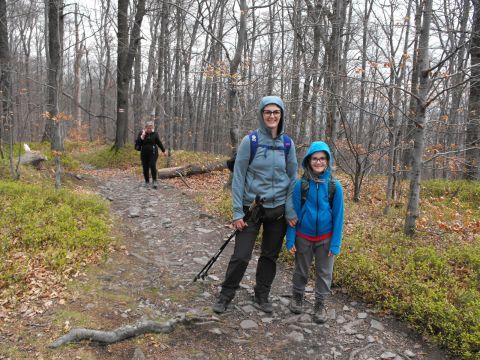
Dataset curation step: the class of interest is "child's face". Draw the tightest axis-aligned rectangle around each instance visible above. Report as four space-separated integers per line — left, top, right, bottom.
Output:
310 151 328 174
145 125 153 133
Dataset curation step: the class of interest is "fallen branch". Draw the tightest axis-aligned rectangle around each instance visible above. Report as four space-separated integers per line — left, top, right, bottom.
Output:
48 314 198 349
157 161 226 179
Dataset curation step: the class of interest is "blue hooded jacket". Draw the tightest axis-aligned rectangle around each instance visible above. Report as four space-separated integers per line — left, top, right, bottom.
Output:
232 96 298 220
285 141 344 255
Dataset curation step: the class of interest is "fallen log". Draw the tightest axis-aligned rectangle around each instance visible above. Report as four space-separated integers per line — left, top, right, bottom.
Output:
19 151 47 167
48 314 200 349
157 160 227 179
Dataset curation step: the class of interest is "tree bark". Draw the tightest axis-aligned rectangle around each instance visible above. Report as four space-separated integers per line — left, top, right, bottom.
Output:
404 0 433 236
465 0 480 180
157 160 227 179
114 0 146 149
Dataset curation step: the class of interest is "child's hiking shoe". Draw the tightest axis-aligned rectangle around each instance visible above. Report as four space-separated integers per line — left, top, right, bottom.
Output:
313 301 327 324
289 292 303 314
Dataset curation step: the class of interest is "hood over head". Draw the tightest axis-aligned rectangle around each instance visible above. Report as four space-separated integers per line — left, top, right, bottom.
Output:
302 141 333 170
257 96 286 136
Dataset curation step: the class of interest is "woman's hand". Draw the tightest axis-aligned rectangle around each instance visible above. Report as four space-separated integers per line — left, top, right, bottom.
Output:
287 217 298 227
289 246 296 255
233 218 248 231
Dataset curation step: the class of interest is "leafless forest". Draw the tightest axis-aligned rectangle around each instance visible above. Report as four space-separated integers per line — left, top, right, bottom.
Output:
0 0 479 232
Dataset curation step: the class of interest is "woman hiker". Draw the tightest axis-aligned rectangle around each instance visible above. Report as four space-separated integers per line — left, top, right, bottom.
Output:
286 141 344 323
212 96 298 314
135 121 166 189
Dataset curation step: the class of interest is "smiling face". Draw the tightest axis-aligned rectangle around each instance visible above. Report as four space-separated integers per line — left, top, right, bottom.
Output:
309 151 329 174
262 104 282 132
145 125 154 134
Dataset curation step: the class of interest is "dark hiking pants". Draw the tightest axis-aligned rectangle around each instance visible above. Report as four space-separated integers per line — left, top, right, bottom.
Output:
141 148 158 183
220 204 287 301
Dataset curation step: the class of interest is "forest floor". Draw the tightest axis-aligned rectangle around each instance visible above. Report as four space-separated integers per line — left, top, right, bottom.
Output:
0 168 450 360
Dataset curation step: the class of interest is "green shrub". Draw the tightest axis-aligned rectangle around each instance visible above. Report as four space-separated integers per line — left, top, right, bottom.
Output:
336 224 480 360
76 144 139 169
423 179 480 209
0 180 112 292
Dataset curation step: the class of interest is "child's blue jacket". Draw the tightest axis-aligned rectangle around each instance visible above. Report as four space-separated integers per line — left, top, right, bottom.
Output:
285 141 344 255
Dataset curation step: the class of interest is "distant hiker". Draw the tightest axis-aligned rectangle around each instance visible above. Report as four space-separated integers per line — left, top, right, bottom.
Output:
286 141 344 323
135 121 166 189
212 96 298 314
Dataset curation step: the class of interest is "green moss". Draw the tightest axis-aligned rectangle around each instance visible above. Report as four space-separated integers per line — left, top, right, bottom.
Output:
0 180 113 292
336 224 480 359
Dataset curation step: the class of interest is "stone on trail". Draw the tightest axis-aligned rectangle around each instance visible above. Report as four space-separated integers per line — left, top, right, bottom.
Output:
241 305 256 313
240 319 258 330
193 257 210 265
261 317 274 324
279 297 290 306
367 335 376 343
336 315 346 324
127 207 141 218
286 331 304 343
357 312 368 319
381 352 398 359
404 350 416 358
371 319 385 331
327 308 336 320
299 314 312 323
209 328 222 335
196 227 214 234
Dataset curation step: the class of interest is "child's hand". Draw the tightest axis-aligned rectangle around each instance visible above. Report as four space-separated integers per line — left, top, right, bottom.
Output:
289 246 296 254
287 217 297 227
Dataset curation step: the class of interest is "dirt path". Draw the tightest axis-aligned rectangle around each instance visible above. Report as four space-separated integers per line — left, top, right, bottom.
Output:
1 170 449 360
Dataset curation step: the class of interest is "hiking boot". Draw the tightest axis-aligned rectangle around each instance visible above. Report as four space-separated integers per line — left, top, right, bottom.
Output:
152 180 158 189
212 295 231 314
144 182 150 189
253 295 273 313
289 292 303 314
313 301 327 324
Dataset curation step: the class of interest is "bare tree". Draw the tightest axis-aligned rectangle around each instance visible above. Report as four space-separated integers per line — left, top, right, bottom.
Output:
45 0 65 188
114 0 146 149
404 0 433 236
466 0 480 180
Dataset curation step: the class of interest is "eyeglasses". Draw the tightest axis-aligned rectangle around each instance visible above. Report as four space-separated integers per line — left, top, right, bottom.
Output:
263 110 281 117
311 156 327 163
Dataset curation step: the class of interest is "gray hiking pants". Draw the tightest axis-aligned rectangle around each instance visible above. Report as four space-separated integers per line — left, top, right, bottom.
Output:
292 236 335 302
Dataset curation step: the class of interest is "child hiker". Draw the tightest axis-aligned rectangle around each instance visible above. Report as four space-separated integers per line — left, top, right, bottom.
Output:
286 141 344 323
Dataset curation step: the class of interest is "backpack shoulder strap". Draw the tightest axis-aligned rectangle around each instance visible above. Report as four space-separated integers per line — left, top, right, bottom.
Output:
300 175 309 210
328 175 337 208
282 134 292 162
248 130 259 165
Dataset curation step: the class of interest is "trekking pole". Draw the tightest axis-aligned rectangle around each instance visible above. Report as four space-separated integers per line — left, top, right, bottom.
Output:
192 195 265 282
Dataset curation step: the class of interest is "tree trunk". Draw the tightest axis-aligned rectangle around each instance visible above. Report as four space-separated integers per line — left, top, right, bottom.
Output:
45 0 65 188
133 43 143 133
228 0 247 151
404 0 433 236
73 4 83 134
0 0 12 171
465 0 480 180
114 0 146 149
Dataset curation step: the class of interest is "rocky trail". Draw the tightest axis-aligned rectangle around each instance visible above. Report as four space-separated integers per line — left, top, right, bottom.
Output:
1 170 449 360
